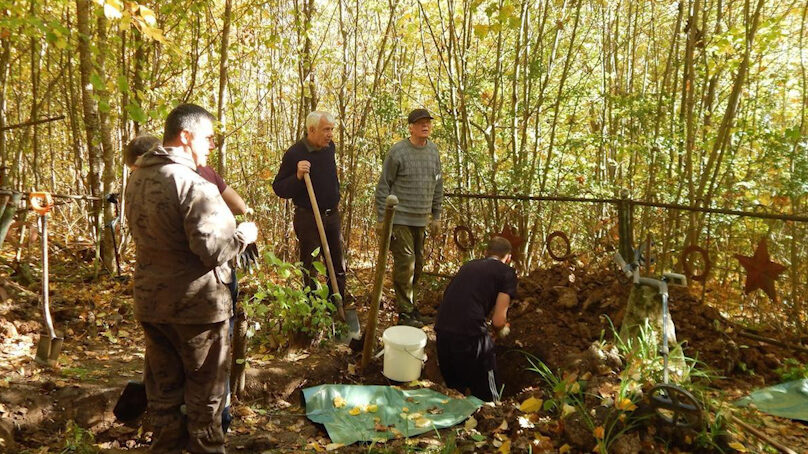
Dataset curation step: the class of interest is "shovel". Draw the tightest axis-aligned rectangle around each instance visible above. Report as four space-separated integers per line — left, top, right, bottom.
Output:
30 192 62 367
302 173 360 341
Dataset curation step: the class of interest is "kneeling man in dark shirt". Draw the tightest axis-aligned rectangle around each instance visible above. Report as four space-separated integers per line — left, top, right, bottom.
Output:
434 236 517 402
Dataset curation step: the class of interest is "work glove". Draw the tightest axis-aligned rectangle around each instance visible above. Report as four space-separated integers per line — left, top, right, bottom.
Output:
429 219 441 237
237 243 261 273
236 221 258 244
495 323 511 339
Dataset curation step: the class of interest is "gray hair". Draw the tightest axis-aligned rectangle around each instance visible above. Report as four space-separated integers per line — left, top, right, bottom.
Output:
306 111 335 131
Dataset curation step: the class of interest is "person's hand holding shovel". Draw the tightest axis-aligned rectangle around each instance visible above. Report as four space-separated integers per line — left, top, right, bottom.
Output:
296 160 311 180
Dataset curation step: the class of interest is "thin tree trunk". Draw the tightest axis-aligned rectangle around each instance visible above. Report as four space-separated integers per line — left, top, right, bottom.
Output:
216 0 232 178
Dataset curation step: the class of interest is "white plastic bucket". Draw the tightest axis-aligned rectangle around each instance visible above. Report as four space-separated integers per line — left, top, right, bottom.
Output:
382 325 427 382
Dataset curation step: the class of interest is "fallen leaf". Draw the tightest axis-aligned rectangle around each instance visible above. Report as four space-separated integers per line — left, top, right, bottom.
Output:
519 396 543 413
727 441 747 452
402 406 409 413
407 412 422 420
493 419 508 433
593 426 605 439
427 406 443 415
414 417 432 428
561 404 576 418
365 404 378 413
348 407 361 416
559 444 572 453
333 396 346 408
465 416 478 431
374 423 389 432
498 439 511 453
325 443 344 451
615 397 637 411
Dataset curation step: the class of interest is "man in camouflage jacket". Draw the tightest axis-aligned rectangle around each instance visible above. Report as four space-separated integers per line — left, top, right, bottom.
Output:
125 104 257 453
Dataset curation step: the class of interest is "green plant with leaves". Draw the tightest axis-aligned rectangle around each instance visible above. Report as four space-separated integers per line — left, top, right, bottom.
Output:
244 251 341 347
774 358 808 382
61 420 98 454
525 353 647 453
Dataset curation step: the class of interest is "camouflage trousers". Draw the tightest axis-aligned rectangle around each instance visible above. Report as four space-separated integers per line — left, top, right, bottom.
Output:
390 224 426 314
142 320 230 453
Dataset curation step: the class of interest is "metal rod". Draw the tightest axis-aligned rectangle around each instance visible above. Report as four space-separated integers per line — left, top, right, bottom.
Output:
0 189 100 201
0 115 65 131
444 192 808 223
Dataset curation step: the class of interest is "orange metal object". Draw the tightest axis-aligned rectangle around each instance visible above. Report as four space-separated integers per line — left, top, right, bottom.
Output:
29 191 54 215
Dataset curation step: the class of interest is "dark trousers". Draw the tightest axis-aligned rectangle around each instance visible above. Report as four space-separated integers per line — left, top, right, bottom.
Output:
293 207 346 299
142 320 230 454
436 330 500 402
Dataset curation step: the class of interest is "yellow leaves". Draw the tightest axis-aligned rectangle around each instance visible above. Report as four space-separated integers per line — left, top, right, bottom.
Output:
138 5 157 26
414 417 432 428
561 403 576 418
519 396 543 413
332 396 346 408
473 24 489 38
348 407 361 416
728 441 747 452
93 0 124 19
497 439 511 453
365 404 378 413
593 425 605 439
464 416 478 431
614 397 638 412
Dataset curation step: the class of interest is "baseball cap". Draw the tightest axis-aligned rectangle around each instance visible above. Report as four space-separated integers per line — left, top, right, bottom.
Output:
407 109 434 124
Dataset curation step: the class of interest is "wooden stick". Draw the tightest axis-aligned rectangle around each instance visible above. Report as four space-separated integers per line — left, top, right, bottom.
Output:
302 173 345 321
361 195 397 371
728 414 797 454
738 330 808 354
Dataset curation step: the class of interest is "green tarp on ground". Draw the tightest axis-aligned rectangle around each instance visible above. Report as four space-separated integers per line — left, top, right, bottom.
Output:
735 379 808 422
302 384 483 446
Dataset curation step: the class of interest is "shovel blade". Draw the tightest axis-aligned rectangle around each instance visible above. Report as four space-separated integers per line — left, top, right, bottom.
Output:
35 335 62 366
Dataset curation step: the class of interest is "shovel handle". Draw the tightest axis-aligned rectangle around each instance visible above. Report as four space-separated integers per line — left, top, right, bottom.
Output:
302 173 345 321
361 195 398 370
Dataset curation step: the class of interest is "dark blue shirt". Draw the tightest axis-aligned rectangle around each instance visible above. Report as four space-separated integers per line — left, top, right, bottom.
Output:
272 138 340 211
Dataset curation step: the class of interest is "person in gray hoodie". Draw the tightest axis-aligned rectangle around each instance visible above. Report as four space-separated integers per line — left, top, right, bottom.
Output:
375 109 443 327
125 103 257 453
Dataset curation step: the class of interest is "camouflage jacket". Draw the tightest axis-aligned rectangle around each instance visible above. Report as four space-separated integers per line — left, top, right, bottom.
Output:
125 146 247 324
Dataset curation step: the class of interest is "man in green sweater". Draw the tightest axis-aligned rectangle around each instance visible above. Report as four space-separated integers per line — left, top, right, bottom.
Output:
375 109 443 327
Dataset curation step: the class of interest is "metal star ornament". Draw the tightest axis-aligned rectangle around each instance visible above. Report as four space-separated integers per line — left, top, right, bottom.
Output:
497 225 524 261
734 238 786 302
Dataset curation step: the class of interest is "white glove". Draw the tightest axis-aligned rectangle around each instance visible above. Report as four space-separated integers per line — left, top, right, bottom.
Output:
236 222 258 244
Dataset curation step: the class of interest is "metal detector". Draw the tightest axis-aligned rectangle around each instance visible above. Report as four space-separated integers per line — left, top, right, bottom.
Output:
614 249 703 430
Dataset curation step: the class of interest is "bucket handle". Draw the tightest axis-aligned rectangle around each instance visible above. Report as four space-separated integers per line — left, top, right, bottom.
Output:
403 348 427 364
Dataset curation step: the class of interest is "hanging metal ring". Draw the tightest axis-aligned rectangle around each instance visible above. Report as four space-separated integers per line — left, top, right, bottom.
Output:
453 225 475 251
546 231 571 261
681 245 711 282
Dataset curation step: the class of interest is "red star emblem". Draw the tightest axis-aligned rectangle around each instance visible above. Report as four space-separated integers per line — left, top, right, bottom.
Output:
497 225 524 260
734 239 786 302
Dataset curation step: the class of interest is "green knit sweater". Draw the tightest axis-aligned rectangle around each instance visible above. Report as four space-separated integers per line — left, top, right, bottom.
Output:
375 138 443 226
